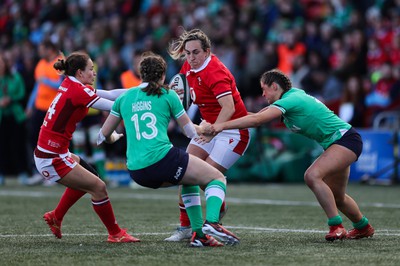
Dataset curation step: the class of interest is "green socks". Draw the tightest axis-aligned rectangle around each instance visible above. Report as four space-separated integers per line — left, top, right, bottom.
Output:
353 216 369 229
181 180 227 237
327 215 343 226
182 185 204 237
205 180 226 223
328 215 369 230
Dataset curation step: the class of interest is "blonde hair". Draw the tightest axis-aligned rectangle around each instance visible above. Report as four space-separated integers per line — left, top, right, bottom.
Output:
168 28 211 60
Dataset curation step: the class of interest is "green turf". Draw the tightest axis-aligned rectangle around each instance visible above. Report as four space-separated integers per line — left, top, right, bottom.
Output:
0 181 399 266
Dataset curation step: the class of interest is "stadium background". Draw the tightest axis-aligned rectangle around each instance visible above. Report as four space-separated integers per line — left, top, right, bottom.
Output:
0 0 399 184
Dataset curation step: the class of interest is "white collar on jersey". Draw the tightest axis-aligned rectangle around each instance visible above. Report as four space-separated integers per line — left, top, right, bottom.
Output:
68 75 84 86
190 55 211 73
138 82 148 88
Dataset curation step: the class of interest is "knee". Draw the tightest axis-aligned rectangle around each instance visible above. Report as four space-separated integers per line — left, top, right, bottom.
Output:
215 174 227 185
304 169 319 189
92 179 107 197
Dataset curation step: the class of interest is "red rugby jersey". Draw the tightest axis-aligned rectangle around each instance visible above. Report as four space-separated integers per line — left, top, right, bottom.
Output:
180 54 248 124
37 76 100 154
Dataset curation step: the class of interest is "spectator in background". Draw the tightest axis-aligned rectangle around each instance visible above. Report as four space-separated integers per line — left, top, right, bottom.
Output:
388 33 400 66
120 50 142 89
25 40 64 185
290 53 309 88
366 62 395 108
339 75 366 127
0 53 29 185
3 0 400 188
276 28 306 76
389 65 400 107
242 39 268 111
366 38 388 73
301 50 329 97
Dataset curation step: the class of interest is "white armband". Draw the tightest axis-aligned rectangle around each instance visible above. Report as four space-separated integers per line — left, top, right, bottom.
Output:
183 123 199 139
97 129 106 145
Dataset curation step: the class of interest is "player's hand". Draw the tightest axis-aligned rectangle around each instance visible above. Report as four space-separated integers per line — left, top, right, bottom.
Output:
199 120 213 135
106 131 124 144
194 134 214 144
211 123 223 135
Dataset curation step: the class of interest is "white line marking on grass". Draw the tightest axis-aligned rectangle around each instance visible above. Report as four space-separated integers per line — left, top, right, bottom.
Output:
0 232 170 238
227 226 400 236
1 190 400 209
1 227 400 238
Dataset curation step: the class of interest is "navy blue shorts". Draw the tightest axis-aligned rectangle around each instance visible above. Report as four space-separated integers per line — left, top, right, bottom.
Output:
128 147 189 189
332 127 363 159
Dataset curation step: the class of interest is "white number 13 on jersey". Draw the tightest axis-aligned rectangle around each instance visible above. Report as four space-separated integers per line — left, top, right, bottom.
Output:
131 112 158 140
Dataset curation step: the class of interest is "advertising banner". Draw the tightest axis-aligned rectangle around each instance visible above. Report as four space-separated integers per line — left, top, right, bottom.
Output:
350 129 398 183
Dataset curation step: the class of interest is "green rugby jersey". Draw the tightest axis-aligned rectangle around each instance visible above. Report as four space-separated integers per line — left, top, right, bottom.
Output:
110 84 185 170
271 88 351 149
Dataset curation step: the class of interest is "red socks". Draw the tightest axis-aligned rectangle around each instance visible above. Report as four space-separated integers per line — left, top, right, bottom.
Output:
54 187 86 221
52 188 121 236
179 203 191 227
92 197 121 235
220 201 226 213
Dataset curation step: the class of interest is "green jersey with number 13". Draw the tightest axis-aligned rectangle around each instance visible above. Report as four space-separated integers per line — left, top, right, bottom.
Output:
110 84 185 170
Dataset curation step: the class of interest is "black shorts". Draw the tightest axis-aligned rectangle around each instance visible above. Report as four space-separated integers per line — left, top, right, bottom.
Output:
332 127 363 159
128 147 189 189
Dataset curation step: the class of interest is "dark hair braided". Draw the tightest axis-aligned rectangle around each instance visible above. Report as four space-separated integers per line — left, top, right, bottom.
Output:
139 52 167 96
260 69 292 92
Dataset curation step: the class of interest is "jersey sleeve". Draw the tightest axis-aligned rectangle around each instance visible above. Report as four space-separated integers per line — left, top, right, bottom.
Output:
273 92 302 114
168 89 185 119
110 96 122 118
73 84 100 107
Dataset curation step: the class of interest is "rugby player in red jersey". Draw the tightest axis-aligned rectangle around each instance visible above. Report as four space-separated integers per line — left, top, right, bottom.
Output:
165 29 250 241
34 51 139 243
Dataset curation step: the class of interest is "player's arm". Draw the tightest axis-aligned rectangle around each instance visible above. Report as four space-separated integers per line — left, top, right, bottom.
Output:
213 106 282 133
39 76 63 90
246 106 269 115
258 106 269 113
97 113 123 145
96 89 127 101
176 113 203 138
215 94 235 123
91 97 114 111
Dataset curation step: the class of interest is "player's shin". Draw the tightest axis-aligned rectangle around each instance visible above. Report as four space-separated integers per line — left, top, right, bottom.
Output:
205 180 226 223
182 185 203 236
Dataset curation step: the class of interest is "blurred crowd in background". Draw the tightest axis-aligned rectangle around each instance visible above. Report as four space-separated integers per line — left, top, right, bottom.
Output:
1 0 400 180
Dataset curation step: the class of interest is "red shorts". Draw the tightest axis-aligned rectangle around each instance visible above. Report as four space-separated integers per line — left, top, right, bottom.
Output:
34 147 77 182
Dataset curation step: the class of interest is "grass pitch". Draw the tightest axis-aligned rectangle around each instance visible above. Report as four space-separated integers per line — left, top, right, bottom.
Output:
0 181 399 266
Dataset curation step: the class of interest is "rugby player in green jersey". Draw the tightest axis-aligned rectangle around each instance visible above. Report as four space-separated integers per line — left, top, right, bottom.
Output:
208 69 374 241
98 52 239 247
